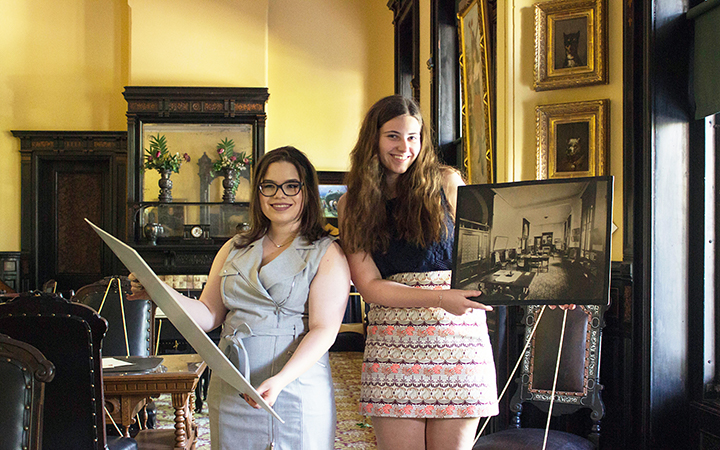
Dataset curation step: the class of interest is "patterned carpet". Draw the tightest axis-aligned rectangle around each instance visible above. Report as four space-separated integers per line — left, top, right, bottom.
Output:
152 351 376 449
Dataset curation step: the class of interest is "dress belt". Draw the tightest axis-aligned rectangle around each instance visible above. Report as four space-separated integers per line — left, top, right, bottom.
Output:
220 322 299 385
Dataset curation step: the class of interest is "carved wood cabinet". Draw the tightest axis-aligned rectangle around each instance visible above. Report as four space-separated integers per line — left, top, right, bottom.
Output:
123 86 269 276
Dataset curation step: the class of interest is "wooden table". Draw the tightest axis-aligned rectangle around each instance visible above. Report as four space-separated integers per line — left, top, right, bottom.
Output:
517 254 550 272
103 353 207 450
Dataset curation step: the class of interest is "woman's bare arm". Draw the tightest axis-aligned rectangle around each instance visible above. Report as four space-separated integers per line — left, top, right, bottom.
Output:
128 239 232 332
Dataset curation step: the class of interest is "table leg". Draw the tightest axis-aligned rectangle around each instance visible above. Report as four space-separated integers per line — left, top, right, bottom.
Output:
106 395 147 438
171 392 190 450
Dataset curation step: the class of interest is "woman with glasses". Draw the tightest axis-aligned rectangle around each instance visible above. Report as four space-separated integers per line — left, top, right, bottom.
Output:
130 146 350 449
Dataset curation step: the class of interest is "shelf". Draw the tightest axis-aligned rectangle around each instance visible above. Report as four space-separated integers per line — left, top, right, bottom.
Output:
132 201 250 207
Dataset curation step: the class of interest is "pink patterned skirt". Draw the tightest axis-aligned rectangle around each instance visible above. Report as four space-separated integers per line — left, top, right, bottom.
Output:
359 271 499 419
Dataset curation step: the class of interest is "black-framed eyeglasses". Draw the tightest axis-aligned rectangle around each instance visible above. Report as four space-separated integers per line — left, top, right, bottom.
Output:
259 180 303 197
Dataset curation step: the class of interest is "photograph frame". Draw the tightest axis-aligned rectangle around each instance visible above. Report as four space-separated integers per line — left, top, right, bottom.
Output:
533 0 607 91
451 176 613 306
458 0 494 185
536 99 609 180
316 171 347 227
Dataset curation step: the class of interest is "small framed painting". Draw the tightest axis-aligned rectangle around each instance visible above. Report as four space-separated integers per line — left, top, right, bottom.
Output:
317 171 347 229
536 99 609 180
533 0 608 91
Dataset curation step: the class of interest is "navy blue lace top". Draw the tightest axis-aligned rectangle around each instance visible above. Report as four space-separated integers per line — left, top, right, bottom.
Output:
372 196 455 279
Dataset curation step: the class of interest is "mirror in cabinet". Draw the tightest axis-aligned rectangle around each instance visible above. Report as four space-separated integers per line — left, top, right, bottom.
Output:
140 123 254 203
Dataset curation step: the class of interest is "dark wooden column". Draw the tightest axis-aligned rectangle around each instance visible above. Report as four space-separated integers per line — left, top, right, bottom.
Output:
626 1 699 448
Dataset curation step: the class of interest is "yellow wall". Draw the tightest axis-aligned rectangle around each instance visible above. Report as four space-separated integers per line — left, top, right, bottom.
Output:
128 0 269 87
266 0 394 169
0 0 624 260
496 0 624 260
0 0 394 251
0 0 130 251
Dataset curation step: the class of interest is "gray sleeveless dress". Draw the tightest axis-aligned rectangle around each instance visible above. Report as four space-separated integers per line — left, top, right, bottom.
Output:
207 234 337 450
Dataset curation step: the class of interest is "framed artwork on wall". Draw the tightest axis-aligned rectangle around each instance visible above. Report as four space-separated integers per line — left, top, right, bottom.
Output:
536 99 609 180
458 0 494 184
317 171 347 230
533 0 608 91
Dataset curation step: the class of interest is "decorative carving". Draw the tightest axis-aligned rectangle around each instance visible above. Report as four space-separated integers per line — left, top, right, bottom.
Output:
31 140 54 149
128 100 159 112
234 103 263 112
169 102 191 112
204 102 224 112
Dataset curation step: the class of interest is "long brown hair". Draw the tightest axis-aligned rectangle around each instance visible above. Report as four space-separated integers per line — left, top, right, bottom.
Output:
235 146 328 248
341 95 448 254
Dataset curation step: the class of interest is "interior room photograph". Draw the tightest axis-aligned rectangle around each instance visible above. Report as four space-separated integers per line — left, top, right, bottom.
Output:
453 177 611 305
1 0 719 449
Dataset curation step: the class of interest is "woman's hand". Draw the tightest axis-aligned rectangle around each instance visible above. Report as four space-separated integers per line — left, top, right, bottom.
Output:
438 289 493 315
242 376 287 408
126 273 150 301
548 304 576 310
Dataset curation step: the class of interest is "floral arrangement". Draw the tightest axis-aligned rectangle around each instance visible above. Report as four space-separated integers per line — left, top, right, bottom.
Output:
212 138 252 174
142 133 190 173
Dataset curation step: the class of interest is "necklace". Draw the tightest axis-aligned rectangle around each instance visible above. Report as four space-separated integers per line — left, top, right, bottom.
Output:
266 233 294 248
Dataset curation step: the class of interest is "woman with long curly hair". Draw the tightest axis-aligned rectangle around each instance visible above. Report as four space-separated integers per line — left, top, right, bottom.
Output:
131 146 350 449
338 95 498 450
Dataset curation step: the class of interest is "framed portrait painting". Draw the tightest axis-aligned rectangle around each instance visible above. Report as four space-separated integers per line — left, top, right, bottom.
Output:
536 99 609 180
533 0 607 91
458 0 494 184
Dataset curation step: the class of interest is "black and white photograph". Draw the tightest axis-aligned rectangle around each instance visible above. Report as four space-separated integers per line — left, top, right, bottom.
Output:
451 176 612 305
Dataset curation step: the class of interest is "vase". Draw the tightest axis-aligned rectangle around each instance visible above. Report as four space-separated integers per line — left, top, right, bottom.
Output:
158 169 173 202
143 223 163 245
222 169 237 203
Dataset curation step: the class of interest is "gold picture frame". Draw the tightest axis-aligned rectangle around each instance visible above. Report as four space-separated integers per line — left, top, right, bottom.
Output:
533 0 607 91
458 0 493 184
536 99 609 179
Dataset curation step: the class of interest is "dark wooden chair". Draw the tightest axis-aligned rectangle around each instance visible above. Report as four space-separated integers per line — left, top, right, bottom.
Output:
0 292 138 450
474 304 606 450
0 333 55 450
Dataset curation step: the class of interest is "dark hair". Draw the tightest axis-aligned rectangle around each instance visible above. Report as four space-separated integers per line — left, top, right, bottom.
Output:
235 146 327 248
341 95 448 254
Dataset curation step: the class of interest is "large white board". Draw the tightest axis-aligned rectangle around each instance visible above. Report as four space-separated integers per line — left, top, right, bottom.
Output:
86 219 283 422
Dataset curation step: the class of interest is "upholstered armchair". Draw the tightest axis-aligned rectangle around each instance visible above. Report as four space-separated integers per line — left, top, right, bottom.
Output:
73 276 154 357
0 292 138 450
73 276 157 433
0 333 55 450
